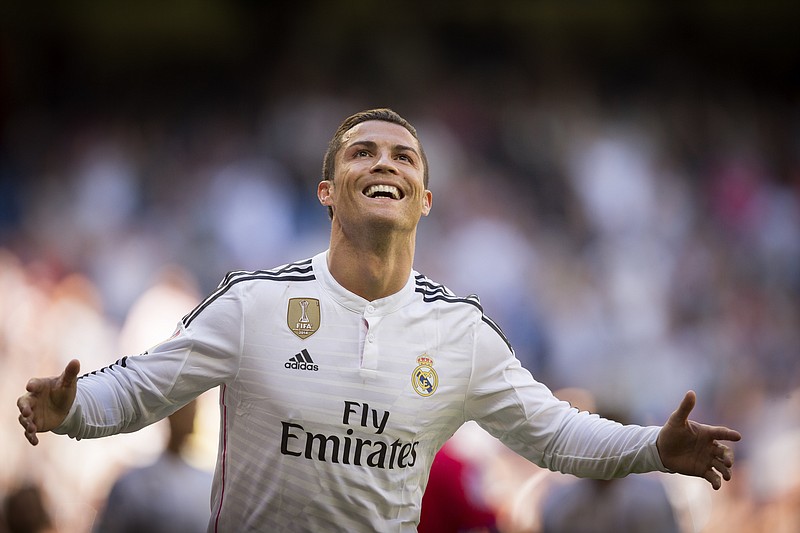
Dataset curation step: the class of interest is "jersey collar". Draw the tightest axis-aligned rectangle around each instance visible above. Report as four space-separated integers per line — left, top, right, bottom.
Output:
312 251 416 315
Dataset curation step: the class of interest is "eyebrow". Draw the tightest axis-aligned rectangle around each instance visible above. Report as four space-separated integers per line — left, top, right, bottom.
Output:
348 140 420 158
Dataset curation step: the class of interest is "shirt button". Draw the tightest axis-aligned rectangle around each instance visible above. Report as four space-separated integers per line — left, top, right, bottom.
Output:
366 305 375 313
367 334 375 343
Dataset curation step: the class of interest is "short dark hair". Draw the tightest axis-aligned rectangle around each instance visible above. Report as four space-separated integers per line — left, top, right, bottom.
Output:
321 108 429 219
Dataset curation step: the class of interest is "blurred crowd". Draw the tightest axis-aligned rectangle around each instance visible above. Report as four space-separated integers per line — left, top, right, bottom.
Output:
1 5 799 531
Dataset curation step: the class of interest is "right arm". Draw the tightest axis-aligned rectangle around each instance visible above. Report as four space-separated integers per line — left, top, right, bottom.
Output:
17 281 243 443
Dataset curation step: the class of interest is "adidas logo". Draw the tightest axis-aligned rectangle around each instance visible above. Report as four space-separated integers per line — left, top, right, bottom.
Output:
285 349 319 371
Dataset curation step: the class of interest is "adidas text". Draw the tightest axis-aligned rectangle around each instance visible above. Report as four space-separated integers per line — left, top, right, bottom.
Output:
285 361 319 371
286 349 319 371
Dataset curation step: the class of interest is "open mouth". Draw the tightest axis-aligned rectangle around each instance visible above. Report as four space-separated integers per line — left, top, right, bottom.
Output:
363 184 403 200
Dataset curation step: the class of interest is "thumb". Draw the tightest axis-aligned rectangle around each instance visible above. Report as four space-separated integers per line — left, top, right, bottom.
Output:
61 359 81 388
668 390 696 426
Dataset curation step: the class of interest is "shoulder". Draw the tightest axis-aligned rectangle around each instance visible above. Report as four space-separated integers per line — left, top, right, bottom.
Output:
413 272 483 313
218 257 316 289
414 272 514 353
183 257 315 327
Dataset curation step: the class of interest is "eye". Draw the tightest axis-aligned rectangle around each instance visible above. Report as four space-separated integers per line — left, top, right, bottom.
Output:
354 149 371 158
396 153 413 163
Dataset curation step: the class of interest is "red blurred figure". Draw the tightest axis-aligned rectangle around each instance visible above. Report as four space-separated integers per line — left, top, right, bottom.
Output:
419 441 497 533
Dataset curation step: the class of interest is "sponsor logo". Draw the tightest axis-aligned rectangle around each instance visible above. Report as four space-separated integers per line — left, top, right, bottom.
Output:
412 354 438 397
285 349 319 371
287 298 320 339
280 401 419 470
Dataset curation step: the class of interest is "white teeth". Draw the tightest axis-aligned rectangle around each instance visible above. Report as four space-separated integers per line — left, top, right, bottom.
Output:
365 184 401 200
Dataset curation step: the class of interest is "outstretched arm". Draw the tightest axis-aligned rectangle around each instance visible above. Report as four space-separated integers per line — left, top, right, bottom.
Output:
17 359 81 446
656 390 742 490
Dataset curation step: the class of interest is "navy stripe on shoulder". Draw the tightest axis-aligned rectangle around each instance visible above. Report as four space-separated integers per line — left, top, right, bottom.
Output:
414 276 454 296
414 274 480 308
183 259 315 328
220 258 313 286
414 274 514 353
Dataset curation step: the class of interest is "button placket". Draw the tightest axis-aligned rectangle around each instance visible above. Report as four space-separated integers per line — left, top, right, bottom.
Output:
361 306 380 370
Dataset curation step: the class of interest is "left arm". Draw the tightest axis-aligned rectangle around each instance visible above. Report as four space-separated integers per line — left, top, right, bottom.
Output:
465 318 741 489
465 318 666 478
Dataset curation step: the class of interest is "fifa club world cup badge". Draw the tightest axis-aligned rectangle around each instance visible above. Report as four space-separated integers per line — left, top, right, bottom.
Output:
412 354 438 397
287 298 320 339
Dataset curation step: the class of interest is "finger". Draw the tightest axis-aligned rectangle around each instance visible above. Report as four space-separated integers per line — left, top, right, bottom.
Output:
25 377 44 394
712 458 732 481
722 446 735 468
18 411 36 432
704 468 721 490
711 443 735 467
669 390 697 425
16 395 32 417
712 427 742 442
712 442 725 458
19 413 39 444
25 429 39 446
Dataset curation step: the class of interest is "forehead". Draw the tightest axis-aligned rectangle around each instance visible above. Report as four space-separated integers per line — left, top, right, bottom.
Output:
340 120 419 150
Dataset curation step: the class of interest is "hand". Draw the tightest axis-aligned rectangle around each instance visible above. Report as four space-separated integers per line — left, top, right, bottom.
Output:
656 390 742 490
17 359 81 446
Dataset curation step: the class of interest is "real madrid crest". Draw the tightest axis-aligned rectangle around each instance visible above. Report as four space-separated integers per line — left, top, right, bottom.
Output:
287 298 320 339
412 354 438 397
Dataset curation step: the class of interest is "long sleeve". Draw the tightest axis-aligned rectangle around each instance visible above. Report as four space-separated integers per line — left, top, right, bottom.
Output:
465 318 667 478
55 283 243 439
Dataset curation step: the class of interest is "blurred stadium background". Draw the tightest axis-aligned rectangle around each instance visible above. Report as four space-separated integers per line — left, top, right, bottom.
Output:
1 1 798 531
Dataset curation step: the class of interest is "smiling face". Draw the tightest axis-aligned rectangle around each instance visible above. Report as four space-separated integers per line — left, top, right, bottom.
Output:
318 119 432 234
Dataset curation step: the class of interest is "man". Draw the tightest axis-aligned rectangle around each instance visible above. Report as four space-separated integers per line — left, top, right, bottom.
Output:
17 108 740 532
93 400 212 533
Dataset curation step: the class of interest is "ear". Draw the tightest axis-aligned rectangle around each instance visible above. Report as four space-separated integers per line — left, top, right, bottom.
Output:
421 190 432 216
318 180 334 207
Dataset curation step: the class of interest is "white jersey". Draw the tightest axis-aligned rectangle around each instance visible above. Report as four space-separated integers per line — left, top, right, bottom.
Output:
56 251 666 532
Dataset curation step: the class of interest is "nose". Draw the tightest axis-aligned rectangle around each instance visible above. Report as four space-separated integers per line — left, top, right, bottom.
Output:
371 151 398 173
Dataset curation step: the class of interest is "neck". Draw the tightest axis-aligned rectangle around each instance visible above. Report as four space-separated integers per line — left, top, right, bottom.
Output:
327 224 416 301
